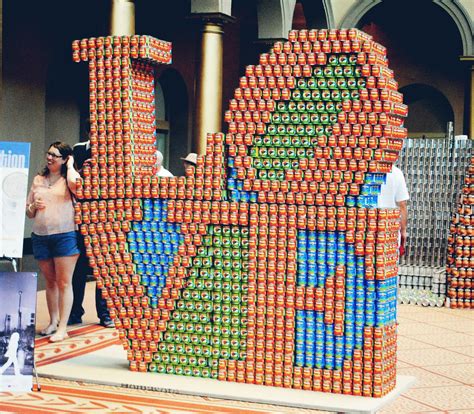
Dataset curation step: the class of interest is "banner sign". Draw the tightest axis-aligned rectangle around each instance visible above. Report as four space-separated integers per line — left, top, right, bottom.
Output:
0 142 31 258
0 272 37 392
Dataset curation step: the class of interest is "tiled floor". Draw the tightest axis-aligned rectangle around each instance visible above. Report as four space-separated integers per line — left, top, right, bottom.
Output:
382 305 474 413
17 281 474 412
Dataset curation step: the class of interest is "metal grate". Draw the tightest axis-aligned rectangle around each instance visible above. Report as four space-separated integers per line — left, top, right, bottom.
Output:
397 133 472 306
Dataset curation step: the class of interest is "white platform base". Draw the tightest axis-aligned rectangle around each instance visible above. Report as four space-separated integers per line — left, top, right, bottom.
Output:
38 345 415 414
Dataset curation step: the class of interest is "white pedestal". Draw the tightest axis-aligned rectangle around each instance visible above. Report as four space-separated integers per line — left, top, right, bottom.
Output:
38 345 416 414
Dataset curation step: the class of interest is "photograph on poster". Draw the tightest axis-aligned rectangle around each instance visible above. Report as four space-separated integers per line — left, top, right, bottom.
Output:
0 272 37 392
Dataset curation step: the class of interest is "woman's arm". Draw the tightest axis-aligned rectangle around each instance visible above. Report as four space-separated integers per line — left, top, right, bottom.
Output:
26 201 36 218
26 180 36 218
397 199 408 251
66 156 81 195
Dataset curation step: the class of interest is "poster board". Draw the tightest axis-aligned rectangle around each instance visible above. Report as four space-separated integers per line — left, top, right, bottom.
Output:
0 272 37 392
0 142 31 258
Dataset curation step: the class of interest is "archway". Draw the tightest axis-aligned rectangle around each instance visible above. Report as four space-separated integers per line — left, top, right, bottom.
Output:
347 0 466 135
400 84 454 135
339 0 472 56
256 0 334 38
157 69 189 176
299 0 333 29
256 0 297 40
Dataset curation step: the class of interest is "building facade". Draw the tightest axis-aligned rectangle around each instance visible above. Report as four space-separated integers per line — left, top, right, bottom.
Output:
0 0 472 236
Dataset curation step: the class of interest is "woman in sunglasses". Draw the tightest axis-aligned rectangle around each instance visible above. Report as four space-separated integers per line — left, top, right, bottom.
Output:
26 142 81 342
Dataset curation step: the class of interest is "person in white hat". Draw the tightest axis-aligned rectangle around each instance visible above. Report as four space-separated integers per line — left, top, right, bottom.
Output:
180 153 198 170
155 150 173 177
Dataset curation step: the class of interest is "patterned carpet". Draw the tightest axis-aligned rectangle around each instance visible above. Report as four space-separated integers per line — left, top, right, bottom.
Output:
0 377 286 413
1 303 472 413
0 324 326 414
35 324 120 367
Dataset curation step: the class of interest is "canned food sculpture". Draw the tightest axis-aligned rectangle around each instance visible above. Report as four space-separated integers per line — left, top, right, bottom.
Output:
73 28 407 398
447 155 474 308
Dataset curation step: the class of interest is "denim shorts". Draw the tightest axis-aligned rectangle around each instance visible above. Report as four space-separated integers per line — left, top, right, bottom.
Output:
31 231 80 260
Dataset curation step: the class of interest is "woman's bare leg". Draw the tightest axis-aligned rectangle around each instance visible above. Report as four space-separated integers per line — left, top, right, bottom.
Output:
50 254 79 342
38 259 59 335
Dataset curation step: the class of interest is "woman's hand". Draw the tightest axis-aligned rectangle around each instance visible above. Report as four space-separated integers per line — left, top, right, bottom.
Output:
78 158 92 175
27 196 45 217
33 196 46 210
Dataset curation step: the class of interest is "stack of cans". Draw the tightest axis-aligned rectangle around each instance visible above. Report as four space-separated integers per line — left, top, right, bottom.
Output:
293 208 399 395
72 35 172 200
226 33 407 209
446 155 474 308
72 27 406 398
397 137 472 305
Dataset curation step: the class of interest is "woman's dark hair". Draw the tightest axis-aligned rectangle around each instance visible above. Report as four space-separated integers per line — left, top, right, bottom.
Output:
40 141 73 177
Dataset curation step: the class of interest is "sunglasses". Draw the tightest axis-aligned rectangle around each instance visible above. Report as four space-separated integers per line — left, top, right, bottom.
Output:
46 151 63 159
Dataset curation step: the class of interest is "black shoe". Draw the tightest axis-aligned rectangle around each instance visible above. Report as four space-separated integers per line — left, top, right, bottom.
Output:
67 315 82 326
99 316 115 328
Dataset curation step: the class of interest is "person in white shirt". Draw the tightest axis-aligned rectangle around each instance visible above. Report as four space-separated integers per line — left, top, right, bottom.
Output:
180 153 198 169
377 165 409 255
155 150 173 177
